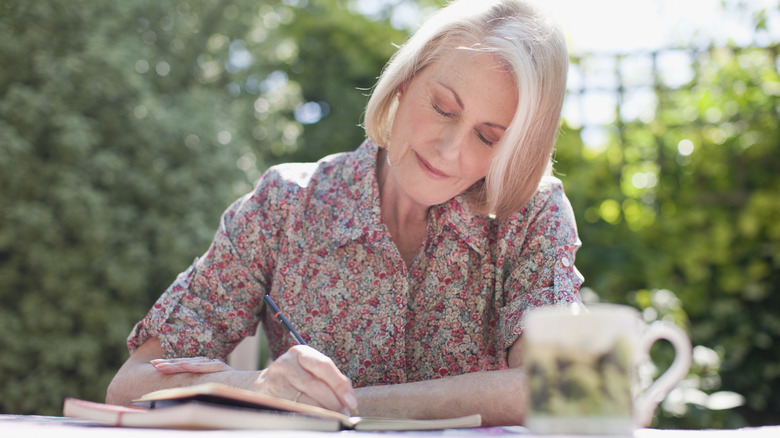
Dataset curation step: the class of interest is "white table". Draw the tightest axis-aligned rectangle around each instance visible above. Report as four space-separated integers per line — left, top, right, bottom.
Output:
1 415 778 438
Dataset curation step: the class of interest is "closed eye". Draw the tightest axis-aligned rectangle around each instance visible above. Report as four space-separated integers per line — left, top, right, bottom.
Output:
476 131 495 147
433 103 455 118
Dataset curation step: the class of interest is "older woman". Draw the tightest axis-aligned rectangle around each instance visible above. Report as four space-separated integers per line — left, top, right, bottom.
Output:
107 0 582 426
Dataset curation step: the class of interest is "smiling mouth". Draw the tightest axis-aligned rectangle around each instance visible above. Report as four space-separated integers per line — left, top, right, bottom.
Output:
415 153 450 179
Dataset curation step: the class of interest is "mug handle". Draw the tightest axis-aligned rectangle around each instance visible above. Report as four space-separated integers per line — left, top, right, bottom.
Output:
634 321 693 428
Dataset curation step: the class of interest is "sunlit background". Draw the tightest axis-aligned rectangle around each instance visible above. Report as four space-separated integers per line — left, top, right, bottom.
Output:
1 0 778 430
358 0 780 50
356 0 780 150
547 0 780 52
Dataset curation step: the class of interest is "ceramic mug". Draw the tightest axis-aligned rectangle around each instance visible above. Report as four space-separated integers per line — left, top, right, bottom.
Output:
523 304 692 435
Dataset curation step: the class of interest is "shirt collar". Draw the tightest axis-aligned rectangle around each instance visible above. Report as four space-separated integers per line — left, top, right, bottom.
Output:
432 196 491 256
330 140 492 256
328 140 386 248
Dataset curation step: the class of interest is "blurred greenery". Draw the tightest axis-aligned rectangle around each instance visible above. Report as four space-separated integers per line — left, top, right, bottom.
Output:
555 45 780 427
1 0 778 430
0 0 407 414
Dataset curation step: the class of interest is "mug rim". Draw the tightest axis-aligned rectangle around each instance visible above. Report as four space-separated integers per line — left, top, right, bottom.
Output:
525 303 641 324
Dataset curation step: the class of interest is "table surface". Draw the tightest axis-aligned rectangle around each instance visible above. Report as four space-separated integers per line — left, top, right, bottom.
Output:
1 415 779 438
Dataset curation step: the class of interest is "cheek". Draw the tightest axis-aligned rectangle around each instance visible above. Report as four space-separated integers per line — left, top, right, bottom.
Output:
388 100 431 159
464 149 493 180
399 96 437 136
387 118 413 165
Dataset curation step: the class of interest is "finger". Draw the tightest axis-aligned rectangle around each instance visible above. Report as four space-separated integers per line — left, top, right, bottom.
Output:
295 392 352 417
150 357 213 365
292 346 358 414
152 361 192 374
179 360 231 373
287 371 348 414
151 358 230 374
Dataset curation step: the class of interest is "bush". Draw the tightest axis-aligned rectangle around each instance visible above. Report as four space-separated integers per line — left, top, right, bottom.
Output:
556 46 780 427
0 0 403 415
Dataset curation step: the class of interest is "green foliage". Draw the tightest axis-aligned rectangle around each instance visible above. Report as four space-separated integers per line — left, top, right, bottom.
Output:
0 0 242 413
555 46 780 427
0 0 408 415
279 1 408 160
2 0 778 429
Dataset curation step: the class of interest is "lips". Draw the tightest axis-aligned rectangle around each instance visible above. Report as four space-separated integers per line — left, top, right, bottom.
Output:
415 152 450 179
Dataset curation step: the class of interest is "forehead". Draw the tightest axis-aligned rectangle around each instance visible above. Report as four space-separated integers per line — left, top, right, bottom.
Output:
436 47 513 77
422 48 518 123
425 48 517 95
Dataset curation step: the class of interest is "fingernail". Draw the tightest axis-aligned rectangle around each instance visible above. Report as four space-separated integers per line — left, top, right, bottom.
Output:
344 393 358 411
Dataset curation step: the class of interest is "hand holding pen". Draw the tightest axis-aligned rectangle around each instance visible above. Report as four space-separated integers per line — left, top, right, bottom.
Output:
262 295 359 416
150 295 358 416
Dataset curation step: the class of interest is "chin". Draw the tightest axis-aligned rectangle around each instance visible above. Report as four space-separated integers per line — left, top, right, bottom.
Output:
406 188 457 208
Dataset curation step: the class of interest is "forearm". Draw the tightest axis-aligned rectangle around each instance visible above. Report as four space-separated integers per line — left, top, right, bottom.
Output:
355 367 527 427
106 338 358 415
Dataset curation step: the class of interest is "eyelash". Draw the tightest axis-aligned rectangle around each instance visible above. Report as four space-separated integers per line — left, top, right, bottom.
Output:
433 103 454 118
477 132 495 147
432 103 495 147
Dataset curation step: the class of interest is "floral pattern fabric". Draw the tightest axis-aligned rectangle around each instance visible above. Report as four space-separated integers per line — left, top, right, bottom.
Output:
128 140 583 387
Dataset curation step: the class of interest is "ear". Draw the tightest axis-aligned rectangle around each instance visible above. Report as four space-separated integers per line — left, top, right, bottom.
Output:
397 80 409 95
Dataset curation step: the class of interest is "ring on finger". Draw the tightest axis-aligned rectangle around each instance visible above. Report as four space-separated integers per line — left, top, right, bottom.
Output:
293 391 302 403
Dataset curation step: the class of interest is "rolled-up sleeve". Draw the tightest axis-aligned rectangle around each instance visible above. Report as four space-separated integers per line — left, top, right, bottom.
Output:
497 179 584 349
127 171 289 359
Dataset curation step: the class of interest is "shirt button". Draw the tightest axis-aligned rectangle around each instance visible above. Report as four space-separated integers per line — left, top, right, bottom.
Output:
561 256 571 267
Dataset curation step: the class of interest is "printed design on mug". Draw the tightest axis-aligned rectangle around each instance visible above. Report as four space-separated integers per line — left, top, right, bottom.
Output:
527 336 634 418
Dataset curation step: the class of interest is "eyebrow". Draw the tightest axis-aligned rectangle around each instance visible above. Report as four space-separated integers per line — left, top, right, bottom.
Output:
436 79 464 110
434 79 508 132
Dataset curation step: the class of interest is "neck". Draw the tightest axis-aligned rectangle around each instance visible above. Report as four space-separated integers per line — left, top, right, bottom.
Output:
376 148 428 227
376 148 429 267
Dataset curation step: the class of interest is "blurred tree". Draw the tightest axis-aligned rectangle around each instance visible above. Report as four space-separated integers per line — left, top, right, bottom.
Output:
0 0 247 413
278 0 408 161
556 45 780 427
2 0 778 428
0 0 405 414
644 47 780 427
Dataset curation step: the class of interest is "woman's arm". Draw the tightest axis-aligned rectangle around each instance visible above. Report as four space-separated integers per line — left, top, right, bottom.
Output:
105 338 358 416
356 337 527 427
126 336 529 426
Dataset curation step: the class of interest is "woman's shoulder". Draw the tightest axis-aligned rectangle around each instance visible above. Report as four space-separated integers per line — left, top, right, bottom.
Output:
218 142 376 240
439 175 574 256
229 141 378 234
489 175 578 253
497 175 572 225
248 141 373 203
528 175 568 208
260 141 375 192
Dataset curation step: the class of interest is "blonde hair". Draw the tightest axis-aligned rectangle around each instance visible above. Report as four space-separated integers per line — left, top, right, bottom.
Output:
364 0 568 218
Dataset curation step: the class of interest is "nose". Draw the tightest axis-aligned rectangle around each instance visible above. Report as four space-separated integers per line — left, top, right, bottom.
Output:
435 126 469 162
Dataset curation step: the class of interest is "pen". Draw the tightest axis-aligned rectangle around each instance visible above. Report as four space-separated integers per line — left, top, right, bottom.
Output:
263 295 307 345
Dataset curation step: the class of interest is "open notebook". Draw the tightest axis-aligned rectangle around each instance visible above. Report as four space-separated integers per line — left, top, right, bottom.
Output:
64 383 482 431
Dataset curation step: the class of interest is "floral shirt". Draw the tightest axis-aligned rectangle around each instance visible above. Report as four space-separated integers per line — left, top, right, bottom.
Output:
128 140 583 386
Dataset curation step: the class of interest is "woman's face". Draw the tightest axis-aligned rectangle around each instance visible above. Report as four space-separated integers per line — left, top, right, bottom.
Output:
387 48 518 208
